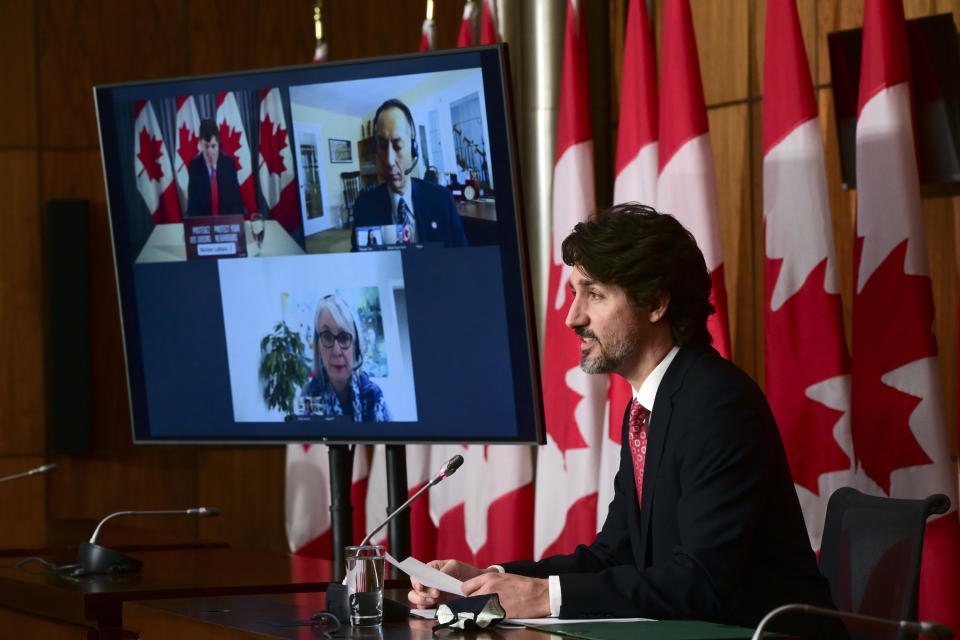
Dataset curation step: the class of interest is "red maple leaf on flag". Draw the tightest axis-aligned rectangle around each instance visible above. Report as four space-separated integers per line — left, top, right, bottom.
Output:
852 237 936 494
177 122 199 169
765 257 850 494
260 113 288 175
136 127 166 182
218 122 244 172
543 261 591 462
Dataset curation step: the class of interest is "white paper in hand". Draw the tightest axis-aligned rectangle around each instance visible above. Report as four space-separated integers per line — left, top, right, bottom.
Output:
384 552 464 595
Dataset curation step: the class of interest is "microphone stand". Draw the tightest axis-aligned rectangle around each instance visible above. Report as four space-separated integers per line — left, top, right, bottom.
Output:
0 463 55 483
74 507 220 575
327 445 410 581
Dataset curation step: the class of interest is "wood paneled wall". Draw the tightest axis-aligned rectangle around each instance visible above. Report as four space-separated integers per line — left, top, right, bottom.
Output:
0 0 493 554
0 0 956 553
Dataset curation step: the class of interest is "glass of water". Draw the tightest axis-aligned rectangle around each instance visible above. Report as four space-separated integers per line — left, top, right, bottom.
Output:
344 545 385 626
249 212 265 256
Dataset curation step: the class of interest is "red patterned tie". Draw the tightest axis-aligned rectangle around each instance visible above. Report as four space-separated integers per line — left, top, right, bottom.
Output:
628 399 650 509
210 167 219 215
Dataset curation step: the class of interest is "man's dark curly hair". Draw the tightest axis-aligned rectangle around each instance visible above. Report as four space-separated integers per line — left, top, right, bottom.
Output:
561 202 715 347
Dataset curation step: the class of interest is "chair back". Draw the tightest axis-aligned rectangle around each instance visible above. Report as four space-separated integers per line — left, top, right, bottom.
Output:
341 171 361 209
818 487 949 639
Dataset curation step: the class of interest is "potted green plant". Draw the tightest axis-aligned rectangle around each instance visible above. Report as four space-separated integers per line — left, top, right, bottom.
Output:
259 320 310 415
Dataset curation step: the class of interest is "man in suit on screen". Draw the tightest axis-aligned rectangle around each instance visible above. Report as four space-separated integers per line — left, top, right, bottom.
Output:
351 99 467 249
186 118 245 217
408 204 838 637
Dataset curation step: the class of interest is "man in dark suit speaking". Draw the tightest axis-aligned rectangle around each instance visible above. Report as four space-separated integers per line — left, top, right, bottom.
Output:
409 204 838 637
186 119 245 217
351 99 466 249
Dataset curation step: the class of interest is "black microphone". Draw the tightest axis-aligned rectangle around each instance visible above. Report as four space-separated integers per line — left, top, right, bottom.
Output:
75 507 221 575
752 603 954 640
358 454 463 547
0 463 56 484
403 141 419 175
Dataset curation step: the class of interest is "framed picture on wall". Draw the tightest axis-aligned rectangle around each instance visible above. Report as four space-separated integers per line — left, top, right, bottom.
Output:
328 139 353 163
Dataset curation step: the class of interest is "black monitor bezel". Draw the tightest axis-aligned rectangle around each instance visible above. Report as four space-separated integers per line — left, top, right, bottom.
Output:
94 45 544 445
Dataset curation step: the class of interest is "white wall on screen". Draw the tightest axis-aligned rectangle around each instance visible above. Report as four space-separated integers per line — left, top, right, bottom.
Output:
290 102 361 219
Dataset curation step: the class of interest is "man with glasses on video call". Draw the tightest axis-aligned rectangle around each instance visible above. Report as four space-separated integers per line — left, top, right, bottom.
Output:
351 98 467 249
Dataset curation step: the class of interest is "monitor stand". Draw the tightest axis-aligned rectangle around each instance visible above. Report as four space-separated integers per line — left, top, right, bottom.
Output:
328 444 410 580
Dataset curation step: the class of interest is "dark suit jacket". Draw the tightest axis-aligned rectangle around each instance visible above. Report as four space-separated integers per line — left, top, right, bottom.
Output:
503 346 836 635
186 153 245 216
351 179 467 249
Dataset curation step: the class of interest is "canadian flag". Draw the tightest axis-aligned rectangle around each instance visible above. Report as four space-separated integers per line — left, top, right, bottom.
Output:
258 88 300 235
313 27 326 63
480 0 499 44
457 0 476 48
364 445 438 558
313 43 327 63
602 0 658 526
173 96 201 214
656 0 730 358
366 0 535 567
853 0 960 629
133 100 181 224
367 444 532 565
285 444 370 556
216 92 257 216
420 19 436 52
535 0 606 560
762 0 853 550
430 445 532 564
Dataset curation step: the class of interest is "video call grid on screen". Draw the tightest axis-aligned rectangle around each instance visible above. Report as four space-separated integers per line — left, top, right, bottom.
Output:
95 46 544 444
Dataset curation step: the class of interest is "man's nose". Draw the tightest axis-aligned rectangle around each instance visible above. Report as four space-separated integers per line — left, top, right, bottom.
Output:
565 296 585 329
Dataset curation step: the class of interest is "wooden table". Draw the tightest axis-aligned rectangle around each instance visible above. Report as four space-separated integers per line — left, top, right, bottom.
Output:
124 590 557 640
0 548 331 640
457 199 497 222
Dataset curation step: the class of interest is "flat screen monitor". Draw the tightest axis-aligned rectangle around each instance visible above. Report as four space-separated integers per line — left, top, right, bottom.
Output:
828 13 960 193
94 45 544 444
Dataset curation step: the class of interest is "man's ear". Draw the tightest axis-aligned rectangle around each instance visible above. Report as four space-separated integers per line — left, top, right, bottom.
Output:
648 292 670 323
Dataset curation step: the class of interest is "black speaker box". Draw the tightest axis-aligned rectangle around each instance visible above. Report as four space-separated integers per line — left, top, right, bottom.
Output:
46 199 91 453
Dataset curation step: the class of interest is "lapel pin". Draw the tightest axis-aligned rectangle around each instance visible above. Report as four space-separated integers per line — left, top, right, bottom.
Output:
431 221 438 230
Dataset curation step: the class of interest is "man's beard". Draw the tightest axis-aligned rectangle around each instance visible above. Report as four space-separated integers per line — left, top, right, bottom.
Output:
576 328 635 374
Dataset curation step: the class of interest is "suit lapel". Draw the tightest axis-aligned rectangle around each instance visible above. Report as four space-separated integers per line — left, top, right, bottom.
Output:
636 346 700 565
378 185 393 226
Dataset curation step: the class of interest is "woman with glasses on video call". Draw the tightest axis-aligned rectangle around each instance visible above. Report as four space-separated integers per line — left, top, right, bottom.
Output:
301 294 390 422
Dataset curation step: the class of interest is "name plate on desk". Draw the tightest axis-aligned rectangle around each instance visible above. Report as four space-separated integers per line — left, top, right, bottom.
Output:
184 215 247 260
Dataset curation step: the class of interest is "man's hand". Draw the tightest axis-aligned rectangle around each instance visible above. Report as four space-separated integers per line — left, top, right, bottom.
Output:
407 559 490 609
461 572 551 619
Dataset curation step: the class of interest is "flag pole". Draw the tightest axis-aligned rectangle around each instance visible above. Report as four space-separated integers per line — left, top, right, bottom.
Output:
518 0 565 348
313 0 326 62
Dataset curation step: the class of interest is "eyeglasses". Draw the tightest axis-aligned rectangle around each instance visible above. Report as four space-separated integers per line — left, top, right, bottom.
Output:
318 330 353 349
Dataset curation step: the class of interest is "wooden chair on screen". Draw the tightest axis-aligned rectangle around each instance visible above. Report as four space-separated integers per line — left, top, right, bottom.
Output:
340 171 361 227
